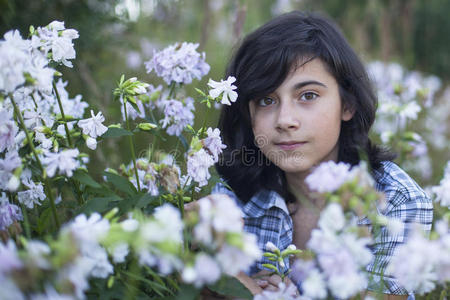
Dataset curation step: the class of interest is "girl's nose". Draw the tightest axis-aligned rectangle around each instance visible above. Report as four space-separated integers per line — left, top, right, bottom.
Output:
275 101 300 131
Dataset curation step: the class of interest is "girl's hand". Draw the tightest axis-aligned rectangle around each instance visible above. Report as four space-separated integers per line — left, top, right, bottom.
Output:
252 270 296 292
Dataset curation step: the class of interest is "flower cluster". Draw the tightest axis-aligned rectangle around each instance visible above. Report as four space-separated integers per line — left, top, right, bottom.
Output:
159 98 195 136
183 194 262 286
387 219 450 294
431 161 450 208
145 42 210 85
0 195 261 298
292 203 374 299
186 127 226 187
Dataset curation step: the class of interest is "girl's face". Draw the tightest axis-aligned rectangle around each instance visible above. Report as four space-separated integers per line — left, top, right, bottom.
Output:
249 58 353 179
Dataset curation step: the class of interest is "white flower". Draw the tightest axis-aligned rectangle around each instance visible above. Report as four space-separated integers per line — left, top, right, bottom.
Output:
26 240 51 269
121 218 139 232
68 212 110 244
318 203 345 233
203 127 226 162
254 282 299 300
208 76 238 105
86 136 97 150
305 161 356 193
192 253 222 287
302 269 327 299
265 241 278 252
42 148 80 177
77 110 108 138
111 243 129 263
187 148 215 187
141 204 183 244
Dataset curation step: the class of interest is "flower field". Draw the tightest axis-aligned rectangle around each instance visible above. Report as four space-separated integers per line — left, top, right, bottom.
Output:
0 20 449 300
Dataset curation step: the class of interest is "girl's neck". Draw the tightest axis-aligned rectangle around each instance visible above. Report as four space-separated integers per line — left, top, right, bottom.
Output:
285 171 326 210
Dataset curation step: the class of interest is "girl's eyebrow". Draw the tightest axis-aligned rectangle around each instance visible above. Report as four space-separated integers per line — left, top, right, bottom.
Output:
293 80 327 90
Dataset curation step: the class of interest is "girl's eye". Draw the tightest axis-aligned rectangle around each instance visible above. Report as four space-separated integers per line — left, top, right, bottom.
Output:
300 92 318 102
257 97 276 107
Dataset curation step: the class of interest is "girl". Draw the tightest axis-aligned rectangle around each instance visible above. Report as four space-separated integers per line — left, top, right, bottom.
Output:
213 11 433 299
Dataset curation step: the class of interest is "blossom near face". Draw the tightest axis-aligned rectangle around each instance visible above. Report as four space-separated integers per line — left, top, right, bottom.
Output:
248 58 353 180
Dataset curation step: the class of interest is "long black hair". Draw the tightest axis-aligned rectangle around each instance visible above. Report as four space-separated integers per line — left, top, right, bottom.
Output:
216 11 395 203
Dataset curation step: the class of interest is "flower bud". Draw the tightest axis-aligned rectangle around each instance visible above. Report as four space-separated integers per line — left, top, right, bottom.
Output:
138 123 157 131
86 137 97 150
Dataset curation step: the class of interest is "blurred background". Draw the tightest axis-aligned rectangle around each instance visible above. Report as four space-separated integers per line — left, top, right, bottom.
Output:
1 0 449 186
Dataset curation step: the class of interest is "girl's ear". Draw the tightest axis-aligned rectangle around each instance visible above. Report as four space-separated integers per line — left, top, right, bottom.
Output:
341 105 355 121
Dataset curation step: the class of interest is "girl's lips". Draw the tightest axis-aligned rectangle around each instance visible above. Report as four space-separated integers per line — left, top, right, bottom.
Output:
276 142 306 150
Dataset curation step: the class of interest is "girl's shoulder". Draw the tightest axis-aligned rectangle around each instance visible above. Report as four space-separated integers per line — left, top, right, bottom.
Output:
373 161 433 213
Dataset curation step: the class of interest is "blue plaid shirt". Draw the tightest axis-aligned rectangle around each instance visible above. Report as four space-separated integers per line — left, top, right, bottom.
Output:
212 161 433 295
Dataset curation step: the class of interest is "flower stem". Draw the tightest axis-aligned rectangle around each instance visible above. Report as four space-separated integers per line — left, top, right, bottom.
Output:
10 95 60 230
52 81 73 147
19 203 31 238
123 100 141 192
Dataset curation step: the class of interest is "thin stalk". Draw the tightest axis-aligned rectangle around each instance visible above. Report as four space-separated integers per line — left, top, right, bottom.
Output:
52 81 73 147
10 95 60 230
123 100 141 192
19 203 31 238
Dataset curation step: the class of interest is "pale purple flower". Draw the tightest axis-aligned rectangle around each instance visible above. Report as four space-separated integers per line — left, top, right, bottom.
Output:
208 76 238 105
0 239 23 274
0 110 18 152
0 150 22 191
17 179 46 209
145 42 210 84
305 161 356 193
187 148 214 187
42 148 80 177
254 282 299 300
159 98 195 136
387 227 439 294
203 127 226 162
432 161 450 208
31 285 74 300
77 110 108 138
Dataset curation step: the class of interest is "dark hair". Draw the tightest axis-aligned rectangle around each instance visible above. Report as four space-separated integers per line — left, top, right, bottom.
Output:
216 11 395 203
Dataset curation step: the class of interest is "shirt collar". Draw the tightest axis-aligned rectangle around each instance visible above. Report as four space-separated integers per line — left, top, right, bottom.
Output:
241 189 290 218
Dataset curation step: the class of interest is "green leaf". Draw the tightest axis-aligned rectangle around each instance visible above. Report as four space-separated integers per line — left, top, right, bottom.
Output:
72 170 102 188
122 271 172 297
36 207 52 234
104 172 137 196
78 196 121 214
262 263 279 273
103 127 133 138
207 276 253 299
195 88 205 96
136 193 158 209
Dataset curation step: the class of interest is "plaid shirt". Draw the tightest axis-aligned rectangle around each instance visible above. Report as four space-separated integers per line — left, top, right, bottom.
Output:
212 161 433 295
